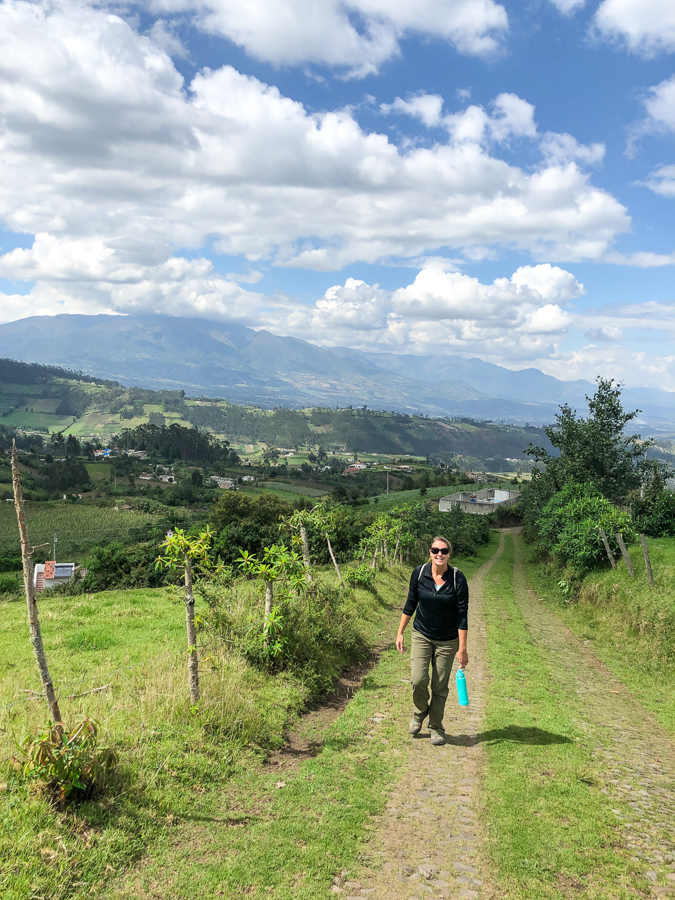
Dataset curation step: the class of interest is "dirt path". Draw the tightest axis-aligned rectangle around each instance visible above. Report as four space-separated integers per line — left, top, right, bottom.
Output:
333 534 505 900
509 533 675 897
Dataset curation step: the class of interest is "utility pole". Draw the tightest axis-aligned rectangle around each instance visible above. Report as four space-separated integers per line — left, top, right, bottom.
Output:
11 442 62 725
386 471 389 495
52 533 57 563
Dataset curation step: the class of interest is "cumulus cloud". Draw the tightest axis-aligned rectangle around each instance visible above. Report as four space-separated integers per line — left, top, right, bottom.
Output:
549 0 586 15
584 325 623 341
263 264 583 362
380 93 445 128
0 0 631 316
147 0 509 75
640 165 675 199
594 0 675 55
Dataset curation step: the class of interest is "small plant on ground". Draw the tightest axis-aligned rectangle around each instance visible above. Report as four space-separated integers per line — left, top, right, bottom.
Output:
344 563 377 591
11 717 117 803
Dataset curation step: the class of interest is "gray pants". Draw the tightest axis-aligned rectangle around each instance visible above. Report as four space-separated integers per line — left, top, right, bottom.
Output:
410 630 459 732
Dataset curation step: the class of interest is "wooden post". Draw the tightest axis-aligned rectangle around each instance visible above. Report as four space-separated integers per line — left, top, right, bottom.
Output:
184 556 200 703
326 536 343 584
11 442 62 724
299 524 313 583
640 534 654 587
615 533 635 577
393 532 401 566
599 528 617 570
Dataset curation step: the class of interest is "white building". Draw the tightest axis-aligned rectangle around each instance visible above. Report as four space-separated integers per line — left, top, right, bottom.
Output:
439 488 521 516
33 561 77 592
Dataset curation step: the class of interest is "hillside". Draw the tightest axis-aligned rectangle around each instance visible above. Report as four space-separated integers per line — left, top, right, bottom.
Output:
0 358 549 466
3 313 674 428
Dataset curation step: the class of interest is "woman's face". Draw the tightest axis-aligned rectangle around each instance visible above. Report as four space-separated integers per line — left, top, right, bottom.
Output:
429 541 450 564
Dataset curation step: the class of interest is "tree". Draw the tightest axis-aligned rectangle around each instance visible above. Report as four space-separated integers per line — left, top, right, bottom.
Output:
11 443 62 725
237 545 304 647
526 378 653 502
156 528 213 704
286 508 314 582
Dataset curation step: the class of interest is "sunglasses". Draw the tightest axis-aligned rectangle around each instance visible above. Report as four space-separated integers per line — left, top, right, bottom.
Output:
430 546 450 555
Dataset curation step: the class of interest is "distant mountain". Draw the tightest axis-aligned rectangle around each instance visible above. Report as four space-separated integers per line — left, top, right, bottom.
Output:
0 313 673 428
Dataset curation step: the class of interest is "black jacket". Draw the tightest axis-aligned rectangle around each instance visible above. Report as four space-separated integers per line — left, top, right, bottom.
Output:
403 562 469 641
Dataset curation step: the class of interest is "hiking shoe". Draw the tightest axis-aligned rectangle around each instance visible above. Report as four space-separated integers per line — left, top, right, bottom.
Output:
408 710 428 736
430 730 446 746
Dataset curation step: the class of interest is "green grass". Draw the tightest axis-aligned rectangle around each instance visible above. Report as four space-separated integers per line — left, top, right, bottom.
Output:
0 541 493 900
0 503 162 561
84 462 112 482
524 536 675 735
481 534 639 899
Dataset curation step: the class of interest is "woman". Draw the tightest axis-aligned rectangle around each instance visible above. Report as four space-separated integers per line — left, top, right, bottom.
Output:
396 536 469 746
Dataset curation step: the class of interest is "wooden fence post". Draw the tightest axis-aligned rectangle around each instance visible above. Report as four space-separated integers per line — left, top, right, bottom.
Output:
11 442 62 724
599 528 617 570
615 533 635 577
640 534 654 587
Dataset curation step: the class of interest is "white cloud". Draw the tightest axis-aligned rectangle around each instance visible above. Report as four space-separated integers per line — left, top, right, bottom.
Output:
541 346 675 391
549 0 586 15
263 264 582 363
148 0 509 76
0 0 631 307
540 132 605 166
584 325 623 341
594 0 675 55
381 93 445 128
640 165 675 198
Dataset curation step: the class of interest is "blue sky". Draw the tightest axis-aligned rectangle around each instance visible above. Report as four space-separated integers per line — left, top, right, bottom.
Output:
0 0 673 388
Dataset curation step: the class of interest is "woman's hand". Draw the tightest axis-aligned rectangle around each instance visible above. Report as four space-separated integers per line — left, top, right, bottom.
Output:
396 633 405 653
457 647 469 669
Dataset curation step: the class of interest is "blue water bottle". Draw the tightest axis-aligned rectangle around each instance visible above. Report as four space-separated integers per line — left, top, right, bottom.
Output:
456 668 469 707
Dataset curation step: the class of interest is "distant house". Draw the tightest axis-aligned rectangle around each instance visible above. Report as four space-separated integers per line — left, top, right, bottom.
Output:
210 476 234 489
439 488 520 516
158 474 175 483
139 473 154 480
34 561 77 592
343 464 367 476
241 475 255 483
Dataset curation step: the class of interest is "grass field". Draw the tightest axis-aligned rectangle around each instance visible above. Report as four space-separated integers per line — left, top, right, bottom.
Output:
0 541 495 900
0 503 162 562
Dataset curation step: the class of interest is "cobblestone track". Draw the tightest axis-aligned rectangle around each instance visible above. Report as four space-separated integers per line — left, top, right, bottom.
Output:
330 534 505 900
510 533 675 898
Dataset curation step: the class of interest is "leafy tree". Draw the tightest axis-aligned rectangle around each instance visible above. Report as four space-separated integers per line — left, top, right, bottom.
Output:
237 544 305 650
156 528 213 704
537 482 635 571
526 378 652 502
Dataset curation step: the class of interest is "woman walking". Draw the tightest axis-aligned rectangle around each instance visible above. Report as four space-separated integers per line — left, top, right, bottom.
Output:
396 536 469 746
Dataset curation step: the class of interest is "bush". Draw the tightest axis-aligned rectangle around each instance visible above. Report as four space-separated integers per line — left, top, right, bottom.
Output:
631 490 675 537
200 577 369 697
11 718 117 804
538 482 636 571
344 563 377 591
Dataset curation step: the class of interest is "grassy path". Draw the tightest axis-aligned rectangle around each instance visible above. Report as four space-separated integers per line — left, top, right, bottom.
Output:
480 530 675 899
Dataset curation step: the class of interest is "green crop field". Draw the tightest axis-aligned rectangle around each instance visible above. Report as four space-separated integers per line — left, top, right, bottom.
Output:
0 504 163 561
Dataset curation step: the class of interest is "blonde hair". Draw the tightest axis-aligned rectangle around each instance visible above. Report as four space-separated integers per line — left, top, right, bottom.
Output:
429 536 452 556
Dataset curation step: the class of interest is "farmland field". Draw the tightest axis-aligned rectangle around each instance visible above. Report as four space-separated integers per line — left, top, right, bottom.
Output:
0 504 164 561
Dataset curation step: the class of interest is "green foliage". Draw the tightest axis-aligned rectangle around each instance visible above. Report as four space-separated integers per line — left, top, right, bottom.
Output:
12 718 117 803
119 422 239 466
72 540 170 592
156 526 213 574
344 563 377 591
526 377 654 503
211 491 295 564
538 483 635 571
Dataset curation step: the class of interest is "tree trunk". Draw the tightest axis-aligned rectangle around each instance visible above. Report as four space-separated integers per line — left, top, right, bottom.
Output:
12 444 62 725
184 556 200 704
326 537 342 584
383 540 389 561
264 581 274 639
371 543 379 569
393 533 401 565
300 525 313 582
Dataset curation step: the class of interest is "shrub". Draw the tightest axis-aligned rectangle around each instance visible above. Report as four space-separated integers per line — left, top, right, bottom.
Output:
344 563 377 591
538 482 636 570
12 718 117 803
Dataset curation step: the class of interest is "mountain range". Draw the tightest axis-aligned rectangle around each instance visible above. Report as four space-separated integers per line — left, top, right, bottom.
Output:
0 313 673 430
